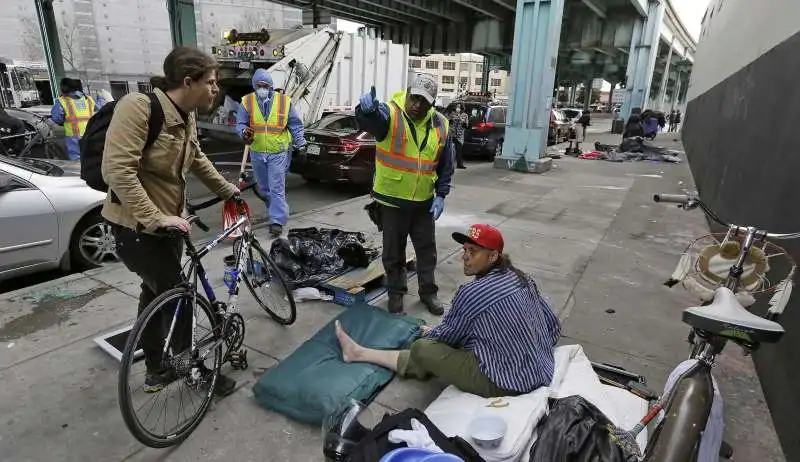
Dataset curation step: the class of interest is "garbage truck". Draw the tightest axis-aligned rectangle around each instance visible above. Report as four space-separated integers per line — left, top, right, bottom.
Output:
197 27 410 143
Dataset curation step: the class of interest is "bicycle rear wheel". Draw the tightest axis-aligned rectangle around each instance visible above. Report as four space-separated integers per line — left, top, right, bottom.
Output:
243 238 297 325
118 288 223 448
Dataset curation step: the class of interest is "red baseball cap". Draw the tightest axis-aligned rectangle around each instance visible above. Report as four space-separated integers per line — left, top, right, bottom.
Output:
452 224 504 253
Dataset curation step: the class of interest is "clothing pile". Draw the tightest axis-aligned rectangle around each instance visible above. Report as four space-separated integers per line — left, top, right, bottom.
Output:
579 138 682 163
268 227 379 287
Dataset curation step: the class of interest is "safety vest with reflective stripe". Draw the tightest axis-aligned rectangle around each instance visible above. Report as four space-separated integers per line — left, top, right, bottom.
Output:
373 99 448 202
241 92 292 153
59 96 95 137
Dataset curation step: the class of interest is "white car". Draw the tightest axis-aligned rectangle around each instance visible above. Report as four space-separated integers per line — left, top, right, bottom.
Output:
0 155 118 282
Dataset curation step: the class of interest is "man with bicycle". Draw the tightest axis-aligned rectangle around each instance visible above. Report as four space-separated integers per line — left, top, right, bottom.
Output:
51 78 97 160
102 47 240 395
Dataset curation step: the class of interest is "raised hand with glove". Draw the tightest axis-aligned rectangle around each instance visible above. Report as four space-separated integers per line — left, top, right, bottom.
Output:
430 196 445 221
359 86 378 113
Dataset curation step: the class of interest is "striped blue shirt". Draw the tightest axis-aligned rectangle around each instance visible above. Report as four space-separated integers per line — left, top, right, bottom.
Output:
425 266 561 393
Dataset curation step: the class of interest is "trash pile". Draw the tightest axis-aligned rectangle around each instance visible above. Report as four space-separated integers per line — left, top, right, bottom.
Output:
574 138 682 163
269 227 380 287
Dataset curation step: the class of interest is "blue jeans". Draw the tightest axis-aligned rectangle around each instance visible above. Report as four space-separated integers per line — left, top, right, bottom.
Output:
66 136 81 160
250 151 290 226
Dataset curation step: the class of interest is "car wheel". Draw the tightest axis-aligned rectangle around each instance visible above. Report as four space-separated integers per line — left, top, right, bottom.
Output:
70 211 119 270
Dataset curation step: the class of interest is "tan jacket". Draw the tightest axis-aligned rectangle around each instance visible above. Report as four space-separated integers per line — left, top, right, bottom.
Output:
101 89 236 233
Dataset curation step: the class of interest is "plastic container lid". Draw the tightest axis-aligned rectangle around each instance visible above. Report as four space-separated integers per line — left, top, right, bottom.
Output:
379 447 465 462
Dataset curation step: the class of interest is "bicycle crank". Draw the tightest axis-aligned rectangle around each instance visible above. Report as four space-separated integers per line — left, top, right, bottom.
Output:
227 349 249 370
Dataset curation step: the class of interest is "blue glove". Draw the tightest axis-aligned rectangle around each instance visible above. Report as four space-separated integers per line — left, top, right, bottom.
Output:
430 196 444 221
359 86 377 113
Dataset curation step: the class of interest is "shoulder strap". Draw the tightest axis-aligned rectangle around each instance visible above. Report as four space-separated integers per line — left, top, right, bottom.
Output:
144 93 164 152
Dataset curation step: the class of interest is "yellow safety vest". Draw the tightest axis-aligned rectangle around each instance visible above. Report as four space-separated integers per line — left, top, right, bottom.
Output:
241 92 292 153
59 96 95 137
373 91 448 203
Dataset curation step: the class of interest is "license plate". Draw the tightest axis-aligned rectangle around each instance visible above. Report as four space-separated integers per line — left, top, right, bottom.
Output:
238 61 251 70
307 144 321 155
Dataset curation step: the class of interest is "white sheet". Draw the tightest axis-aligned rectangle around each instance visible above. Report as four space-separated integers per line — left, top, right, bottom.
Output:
424 344 649 462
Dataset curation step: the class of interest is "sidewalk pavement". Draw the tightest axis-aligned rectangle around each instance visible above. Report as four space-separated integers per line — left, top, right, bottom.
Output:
0 130 785 461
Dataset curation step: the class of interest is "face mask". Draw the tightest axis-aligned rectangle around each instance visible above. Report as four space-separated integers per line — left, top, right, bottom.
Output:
455 107 461 113
256 88 270 99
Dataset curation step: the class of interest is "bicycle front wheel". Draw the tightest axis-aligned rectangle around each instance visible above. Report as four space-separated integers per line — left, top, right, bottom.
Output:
118 288 223 448
243 239 297 325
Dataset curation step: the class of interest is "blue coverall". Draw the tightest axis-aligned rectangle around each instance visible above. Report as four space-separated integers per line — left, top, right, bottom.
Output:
50 91 97 160
235 69 306 226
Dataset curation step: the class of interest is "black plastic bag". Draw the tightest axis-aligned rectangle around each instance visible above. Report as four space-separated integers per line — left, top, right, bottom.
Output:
529 395 636 462
269 227 379 288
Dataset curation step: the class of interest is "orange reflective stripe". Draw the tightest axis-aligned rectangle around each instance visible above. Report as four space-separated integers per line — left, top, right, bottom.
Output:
265 94 288 130
375 155 437 174
375 147 437 170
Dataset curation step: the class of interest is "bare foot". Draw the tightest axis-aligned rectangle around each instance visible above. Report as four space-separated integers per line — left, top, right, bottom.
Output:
335 320 362 363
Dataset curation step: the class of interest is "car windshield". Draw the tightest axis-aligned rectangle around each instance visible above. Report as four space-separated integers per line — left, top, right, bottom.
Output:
308 113 359 135
562 109 580 119
0 154 63 176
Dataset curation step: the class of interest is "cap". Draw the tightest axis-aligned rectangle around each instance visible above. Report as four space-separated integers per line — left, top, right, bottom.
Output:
452 224 504 253
409 73 438 104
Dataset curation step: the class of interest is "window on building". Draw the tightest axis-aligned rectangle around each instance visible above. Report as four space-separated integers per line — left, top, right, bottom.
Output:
425 61 439 70
410 59 421 68
459 76 468 85
109 81 129 100
460 62 469 71
442 61 456 71
441 88 454 93
137 81 152 93
475 78 483 86
442 75 455 84
476 64 484 72
490 79 502 87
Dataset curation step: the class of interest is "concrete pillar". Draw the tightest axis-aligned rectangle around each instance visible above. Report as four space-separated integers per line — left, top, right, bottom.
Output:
620 0 665 122
495 0 565 173
167 0 198 48
34 0 65 102
481 56 490 92
583 77 593 111
657 39 675 111
672 69 683 110
608 83 616 111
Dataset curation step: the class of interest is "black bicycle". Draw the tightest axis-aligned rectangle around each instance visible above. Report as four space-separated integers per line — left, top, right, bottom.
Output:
628 193 797 461
117 185 296 448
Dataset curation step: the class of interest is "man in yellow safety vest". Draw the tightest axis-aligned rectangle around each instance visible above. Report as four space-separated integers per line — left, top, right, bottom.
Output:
236 69 307 237
51 78 97 160
355 73 455 315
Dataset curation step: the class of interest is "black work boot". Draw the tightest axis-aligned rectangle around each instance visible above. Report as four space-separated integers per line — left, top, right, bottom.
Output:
420 295 444 316
387 294 404 315
269 224 283 238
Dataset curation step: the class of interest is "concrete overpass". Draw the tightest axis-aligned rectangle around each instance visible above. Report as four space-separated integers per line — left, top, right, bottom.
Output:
32 0 695 172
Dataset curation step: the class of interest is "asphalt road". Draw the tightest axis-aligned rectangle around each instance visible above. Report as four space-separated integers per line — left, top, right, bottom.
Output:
0 140 364 294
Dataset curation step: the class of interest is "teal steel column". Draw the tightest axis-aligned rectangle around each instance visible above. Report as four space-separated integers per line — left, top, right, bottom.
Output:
495 0 565 173
34 0 64 102
167 0 198 48
620 0 665 122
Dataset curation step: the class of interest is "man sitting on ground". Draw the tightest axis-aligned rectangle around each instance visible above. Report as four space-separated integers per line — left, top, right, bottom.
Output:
335 224 562 398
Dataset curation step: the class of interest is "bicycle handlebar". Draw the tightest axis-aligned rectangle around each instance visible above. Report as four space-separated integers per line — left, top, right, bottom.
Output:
654 193 800 239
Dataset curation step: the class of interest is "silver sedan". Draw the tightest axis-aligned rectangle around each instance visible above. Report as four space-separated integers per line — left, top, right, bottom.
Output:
0 154 118 282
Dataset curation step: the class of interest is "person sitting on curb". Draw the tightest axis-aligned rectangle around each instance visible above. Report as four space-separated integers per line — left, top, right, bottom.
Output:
335 224 562 398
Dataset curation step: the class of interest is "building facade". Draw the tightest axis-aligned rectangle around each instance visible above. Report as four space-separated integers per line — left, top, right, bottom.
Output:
3 0 303 99
408 53 509 106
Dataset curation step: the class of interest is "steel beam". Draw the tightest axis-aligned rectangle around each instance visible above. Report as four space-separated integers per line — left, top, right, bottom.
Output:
385 0 468 21
34 0 64 100
340 0 436 22
166 0 197 47
619 0 664 121
451 0 510 20
581 0 606 18
489 0 517 11
497 0 565 173
322 0 413 24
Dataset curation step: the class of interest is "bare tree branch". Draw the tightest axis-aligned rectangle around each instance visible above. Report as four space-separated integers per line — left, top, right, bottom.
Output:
18 15 44 61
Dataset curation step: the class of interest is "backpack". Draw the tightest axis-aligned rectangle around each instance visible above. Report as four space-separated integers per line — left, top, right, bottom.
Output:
79 93 164 192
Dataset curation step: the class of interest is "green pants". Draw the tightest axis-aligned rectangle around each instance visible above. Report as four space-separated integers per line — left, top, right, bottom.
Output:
396 338 520 398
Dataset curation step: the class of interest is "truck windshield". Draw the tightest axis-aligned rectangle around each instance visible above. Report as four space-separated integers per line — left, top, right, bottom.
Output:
10 68 35 92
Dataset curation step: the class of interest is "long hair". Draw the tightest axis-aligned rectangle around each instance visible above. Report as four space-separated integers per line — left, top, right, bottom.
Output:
150 46 218 91
495 253 547 301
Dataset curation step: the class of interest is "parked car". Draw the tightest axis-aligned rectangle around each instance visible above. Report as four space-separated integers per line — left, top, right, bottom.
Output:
444 102 507 159
289 111 375 187
561 108 584 124
0 155 117 282
549 109 571 144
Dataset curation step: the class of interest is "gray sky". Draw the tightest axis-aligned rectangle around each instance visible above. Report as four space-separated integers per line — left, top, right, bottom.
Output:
671 0 711 40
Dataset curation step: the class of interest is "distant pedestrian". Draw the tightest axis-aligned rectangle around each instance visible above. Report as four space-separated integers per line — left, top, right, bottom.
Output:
674 110 682 131
668 110 676 132
51 78 97 160
448 103 468 169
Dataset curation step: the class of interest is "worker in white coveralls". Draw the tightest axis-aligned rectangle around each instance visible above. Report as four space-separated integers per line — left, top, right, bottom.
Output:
236 69 307 237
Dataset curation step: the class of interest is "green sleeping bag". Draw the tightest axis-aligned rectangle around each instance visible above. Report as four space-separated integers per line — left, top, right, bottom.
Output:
253 303 423 425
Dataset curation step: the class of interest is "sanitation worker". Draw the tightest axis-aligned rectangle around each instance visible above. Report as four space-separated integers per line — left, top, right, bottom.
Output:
355 73 455 316
236 69 307 237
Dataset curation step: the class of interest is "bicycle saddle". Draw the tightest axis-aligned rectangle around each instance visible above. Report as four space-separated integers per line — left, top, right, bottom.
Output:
683 287 784 344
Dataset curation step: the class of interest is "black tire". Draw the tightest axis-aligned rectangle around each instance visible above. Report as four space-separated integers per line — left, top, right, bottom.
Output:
118 288 222 448
70 211 119 270
243 239 297 325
